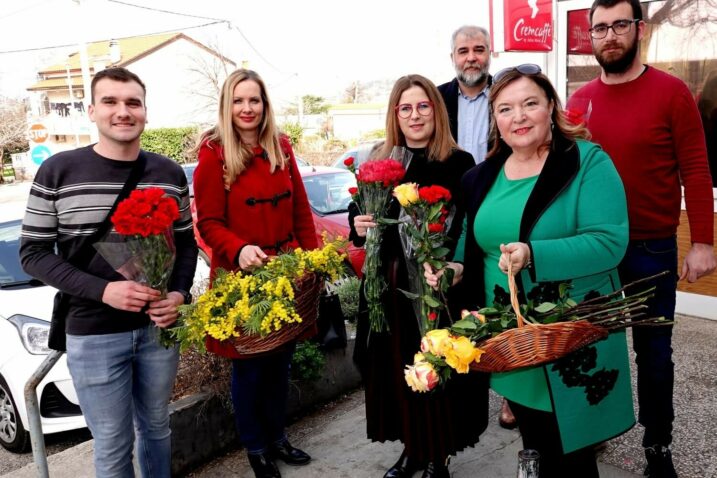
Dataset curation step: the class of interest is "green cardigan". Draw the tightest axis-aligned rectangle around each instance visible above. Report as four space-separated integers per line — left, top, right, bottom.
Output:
456 138 629 410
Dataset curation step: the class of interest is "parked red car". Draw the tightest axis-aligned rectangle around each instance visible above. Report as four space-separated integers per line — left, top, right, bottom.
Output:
183 163 365 278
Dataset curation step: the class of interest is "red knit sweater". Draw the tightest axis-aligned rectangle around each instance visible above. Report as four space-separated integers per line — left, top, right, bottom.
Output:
193 136 318 358
568 66 714 244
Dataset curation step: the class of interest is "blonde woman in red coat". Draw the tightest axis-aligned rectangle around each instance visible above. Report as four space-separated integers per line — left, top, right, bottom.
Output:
193 69 318 478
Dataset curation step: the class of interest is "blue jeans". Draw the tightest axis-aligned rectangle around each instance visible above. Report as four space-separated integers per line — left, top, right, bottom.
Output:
231 344 295 454
618 237 678 447
66 326 179 478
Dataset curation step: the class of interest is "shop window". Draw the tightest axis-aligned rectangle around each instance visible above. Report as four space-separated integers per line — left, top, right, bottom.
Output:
566 1 717 186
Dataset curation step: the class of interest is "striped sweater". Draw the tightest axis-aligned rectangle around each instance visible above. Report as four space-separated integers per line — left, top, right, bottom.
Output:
20 145 198 335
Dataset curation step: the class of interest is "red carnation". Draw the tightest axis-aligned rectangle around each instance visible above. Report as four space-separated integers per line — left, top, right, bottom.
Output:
112 187 180 237
357 159 406 186
344 157 355 167
348 186 358 195
428 223 444 233
418 185 452 205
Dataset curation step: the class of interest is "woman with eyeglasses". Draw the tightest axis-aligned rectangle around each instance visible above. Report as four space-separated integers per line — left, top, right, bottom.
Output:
426 64 631 476
349 74 489 478
193 69 317 478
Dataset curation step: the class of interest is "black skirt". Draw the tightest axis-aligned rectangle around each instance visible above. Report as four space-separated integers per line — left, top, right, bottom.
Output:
354 254 490 463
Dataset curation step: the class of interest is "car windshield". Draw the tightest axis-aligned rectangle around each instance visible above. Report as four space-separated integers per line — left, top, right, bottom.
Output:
0 219 34 285
182 164 197 197
302 171 356 215
333 141 383 169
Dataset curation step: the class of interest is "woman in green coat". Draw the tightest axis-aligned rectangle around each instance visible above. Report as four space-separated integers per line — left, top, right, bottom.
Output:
427 65 630 477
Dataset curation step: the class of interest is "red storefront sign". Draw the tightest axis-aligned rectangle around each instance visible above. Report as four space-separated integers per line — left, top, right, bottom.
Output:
568 9 593 54
503 0 553 52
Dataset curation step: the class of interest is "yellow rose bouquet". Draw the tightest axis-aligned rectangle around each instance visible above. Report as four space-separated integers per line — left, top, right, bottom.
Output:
404 327 485 393
171 239 346 353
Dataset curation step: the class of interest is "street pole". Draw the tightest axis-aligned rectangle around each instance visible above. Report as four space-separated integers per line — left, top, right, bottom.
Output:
72 0 98 143
66 63 80 146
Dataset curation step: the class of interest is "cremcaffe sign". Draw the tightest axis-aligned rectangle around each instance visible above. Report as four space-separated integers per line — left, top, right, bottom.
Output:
503 0 553 52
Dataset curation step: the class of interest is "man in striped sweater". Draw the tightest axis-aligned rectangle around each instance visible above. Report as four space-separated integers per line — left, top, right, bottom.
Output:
20 67 197 477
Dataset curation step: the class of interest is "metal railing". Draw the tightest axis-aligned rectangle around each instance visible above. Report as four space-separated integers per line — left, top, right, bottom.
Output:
24 350 64 478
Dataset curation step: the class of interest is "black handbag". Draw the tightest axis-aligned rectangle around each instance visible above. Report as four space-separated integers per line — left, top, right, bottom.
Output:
47 154 147 351
316 293 347 350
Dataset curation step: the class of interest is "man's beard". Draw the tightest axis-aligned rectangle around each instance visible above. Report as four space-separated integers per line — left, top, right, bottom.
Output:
594 36 639 74
456 62 489 87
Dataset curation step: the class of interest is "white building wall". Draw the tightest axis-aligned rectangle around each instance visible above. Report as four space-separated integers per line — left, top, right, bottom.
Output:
128 38 231 128
331 108 386 141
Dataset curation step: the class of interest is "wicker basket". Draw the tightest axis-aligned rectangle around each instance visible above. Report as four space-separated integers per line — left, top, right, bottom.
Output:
470 265 608 373
229 273 323 357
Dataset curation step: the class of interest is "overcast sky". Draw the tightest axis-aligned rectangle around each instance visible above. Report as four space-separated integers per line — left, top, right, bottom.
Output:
0 0 494 105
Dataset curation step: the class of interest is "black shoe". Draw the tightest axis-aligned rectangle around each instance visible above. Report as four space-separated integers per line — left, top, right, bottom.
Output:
248 453 281 478
421 461 450 478
384 449 420 478
644 445 677 478
269 440 311 466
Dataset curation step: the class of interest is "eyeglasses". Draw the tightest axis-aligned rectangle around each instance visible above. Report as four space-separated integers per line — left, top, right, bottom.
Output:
493 64 542 84
589 19 639 39
395 101 434 119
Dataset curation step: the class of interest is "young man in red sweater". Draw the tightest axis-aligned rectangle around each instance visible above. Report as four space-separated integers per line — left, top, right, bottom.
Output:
567 1 715 477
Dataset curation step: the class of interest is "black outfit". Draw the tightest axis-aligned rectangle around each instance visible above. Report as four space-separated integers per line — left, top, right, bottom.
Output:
437 76 493 142
350 147 489 464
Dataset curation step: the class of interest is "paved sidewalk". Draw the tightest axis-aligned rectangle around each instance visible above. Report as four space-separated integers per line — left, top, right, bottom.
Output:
5 390 638 478
186 390 639 478
4 315 715 478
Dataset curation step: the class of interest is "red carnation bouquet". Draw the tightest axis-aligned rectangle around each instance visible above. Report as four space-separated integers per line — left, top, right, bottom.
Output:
392 183 455 335
95 187 180 345
345 149 411 332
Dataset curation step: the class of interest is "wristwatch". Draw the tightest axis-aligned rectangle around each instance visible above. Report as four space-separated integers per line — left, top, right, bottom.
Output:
175 289 193 304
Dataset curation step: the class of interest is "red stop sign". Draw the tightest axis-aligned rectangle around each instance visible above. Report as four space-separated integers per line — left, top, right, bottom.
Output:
29 124 49 143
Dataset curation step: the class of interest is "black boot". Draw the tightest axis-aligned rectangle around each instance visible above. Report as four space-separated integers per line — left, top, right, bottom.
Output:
384 449 420 478
248 452 281 478
269 440 311 466
421 460 450 478
644 445 677 478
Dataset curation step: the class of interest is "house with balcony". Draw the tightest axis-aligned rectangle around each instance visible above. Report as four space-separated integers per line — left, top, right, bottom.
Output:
21 32 235 177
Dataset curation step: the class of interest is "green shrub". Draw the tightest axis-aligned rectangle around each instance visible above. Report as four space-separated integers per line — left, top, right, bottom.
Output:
280 122 304 147
361 129 386 141
291 341 326 382
336 276 361 322
322 138 347 152
141 127 199 163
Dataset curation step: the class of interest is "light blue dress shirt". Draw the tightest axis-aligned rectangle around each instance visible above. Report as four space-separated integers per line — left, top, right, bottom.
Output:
457 87 490 164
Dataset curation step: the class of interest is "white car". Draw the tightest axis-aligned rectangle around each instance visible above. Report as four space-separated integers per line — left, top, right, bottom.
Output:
0 203 85 452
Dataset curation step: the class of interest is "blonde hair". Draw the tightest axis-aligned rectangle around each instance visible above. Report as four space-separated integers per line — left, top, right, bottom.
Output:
196 69 286 184
381 74 457 162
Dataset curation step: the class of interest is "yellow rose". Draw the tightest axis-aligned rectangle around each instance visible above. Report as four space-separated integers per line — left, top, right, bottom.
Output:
444 335 480 374
414 352 426 363
420 328 450 356
393 182 419 207
404 361 440 393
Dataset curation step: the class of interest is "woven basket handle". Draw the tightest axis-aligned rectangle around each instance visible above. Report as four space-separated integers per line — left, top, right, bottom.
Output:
507 262 526 328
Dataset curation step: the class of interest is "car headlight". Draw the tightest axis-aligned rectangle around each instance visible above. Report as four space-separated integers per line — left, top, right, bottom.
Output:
8 314 51 355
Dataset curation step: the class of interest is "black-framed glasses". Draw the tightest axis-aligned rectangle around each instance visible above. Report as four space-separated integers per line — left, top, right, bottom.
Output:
493 64 542 84
395 101 434 119
589 19 639 39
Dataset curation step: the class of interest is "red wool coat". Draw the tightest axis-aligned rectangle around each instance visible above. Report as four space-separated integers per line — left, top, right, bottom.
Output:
193 136 319 358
